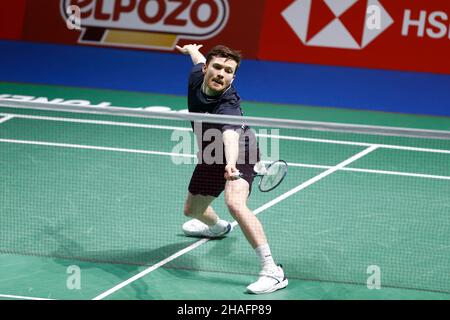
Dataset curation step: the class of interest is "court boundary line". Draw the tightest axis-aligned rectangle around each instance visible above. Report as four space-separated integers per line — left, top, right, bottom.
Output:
1 113 450 154
91 146 378 300
285 162 450 180
0 293 54 300
0 115 13 124
0 113 192 131
0 138 196 159
1 138 449 181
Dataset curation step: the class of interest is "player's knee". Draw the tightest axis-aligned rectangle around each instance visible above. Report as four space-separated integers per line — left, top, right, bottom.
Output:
226 200 245 216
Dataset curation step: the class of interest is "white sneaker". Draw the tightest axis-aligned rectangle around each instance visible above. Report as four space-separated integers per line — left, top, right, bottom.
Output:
247 265 288 294
182 219 233 238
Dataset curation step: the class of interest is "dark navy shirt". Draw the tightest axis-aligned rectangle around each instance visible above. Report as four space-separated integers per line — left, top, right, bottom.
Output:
187 63 258 165
188 63 243 131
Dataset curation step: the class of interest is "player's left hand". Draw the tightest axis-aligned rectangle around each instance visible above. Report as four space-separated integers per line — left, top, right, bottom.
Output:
175 44 203 55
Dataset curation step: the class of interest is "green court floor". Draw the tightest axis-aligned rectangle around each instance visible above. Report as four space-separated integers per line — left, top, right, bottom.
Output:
1 83 450 300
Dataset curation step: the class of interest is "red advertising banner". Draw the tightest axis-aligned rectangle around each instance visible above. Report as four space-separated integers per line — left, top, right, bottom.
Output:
10 0 450 74
21 0 263 57
258 0 450 74
0 0 27 40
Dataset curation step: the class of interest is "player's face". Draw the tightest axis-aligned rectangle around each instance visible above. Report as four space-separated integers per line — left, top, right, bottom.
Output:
202 57 237 95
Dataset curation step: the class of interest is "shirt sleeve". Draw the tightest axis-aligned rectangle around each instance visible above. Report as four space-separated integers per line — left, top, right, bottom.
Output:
217 94 245 132
188 63 205 89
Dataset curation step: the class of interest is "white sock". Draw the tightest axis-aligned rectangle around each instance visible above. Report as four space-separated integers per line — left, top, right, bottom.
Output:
255 244 277 271
209 219 229 233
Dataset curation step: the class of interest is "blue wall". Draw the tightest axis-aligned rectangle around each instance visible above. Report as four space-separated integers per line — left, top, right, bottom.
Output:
1 40 449 116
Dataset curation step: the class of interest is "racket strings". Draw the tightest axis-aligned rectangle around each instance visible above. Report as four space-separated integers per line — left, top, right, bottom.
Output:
259 160 288 192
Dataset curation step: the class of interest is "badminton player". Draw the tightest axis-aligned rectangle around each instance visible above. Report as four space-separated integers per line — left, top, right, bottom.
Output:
176 43 288 294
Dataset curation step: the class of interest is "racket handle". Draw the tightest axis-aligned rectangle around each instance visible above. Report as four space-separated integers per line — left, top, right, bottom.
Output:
231 170 242 179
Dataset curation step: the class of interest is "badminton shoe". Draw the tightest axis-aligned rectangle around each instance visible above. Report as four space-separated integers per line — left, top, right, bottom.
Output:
246 264 288 294
182 219 233 238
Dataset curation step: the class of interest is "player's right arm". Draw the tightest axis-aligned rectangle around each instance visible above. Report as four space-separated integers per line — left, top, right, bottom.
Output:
223 129 240 180
176 44 206 65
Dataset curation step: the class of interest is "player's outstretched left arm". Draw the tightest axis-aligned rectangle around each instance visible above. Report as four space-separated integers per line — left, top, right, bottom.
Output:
176 44 206 65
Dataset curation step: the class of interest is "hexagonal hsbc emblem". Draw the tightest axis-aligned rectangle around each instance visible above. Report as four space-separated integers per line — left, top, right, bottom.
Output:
61 0 229 50
282 0 394 49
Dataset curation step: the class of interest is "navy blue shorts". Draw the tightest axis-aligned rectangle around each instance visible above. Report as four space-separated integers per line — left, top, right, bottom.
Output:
188 163 257 198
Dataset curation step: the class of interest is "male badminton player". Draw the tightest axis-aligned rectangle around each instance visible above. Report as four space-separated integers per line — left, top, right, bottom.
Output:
176 43 288 294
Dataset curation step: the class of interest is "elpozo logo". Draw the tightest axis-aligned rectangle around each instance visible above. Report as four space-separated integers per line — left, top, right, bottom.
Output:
282 0 393 49
61 0 229 50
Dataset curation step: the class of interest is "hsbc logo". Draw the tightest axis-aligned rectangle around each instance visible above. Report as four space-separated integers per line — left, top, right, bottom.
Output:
282 0 394 49
61 0 229 50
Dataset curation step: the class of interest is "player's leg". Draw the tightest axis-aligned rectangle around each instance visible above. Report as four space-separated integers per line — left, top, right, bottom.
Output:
224 179 288 294
182 164 232 237
183 192 217 225
182 192 233 237
224 179 266 248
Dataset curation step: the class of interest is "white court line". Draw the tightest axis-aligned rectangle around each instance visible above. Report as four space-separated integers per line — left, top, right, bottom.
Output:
0 293 54 300
1 113 450 154
91 239 209 300
92 146 378 300
249 146 378 216
285 162 450 181
0 138 196 159
341 167 450 180
0 113 191 131
257 135 450 154
1 138 449 180
0 115 13 124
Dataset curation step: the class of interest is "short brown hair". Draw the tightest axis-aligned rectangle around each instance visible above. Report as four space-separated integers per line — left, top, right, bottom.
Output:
205 45 242 74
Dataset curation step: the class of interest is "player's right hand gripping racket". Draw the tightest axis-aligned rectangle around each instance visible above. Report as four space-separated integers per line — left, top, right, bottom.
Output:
238 160 288 192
